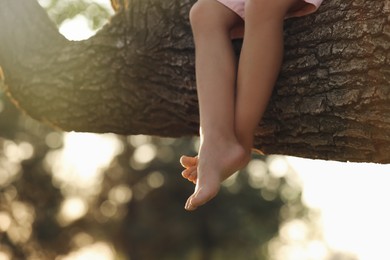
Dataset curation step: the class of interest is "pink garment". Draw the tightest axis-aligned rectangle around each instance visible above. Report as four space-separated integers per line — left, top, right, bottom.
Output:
216 0 323 20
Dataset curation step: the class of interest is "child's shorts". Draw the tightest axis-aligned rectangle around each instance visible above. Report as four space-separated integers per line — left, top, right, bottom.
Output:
216 0 323 20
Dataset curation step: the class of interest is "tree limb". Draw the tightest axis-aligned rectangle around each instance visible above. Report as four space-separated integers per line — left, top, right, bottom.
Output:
0 0 389 163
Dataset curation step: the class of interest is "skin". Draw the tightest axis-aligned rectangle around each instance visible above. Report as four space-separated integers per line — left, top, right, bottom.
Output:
181 0 304 211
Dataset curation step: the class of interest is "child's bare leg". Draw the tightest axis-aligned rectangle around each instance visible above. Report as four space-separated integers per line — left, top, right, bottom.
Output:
235 0 299 151
183 0 249 211
181 0 300 170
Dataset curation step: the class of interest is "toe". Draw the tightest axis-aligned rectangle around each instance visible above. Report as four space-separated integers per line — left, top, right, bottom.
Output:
185 185 219 211
181 167 197 183
180 155 198 168
187 168 198 183
185 195 196 211
181 168 192 179
181 169 189 179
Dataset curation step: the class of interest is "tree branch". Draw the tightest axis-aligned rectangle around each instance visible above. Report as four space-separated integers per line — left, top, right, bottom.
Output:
0 0 389 163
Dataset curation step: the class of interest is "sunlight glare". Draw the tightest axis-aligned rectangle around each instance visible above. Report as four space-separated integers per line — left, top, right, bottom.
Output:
147 171 165 189
108 185 133 204
72 232 94 248
8 202 34 244
59 15 96 41
3 141 34 163
247 159 268 189
0 251 10 260
269 222 330 260
128 135 152 147
58 242 115 260
58 197 88 225
306 240 328 260
133 144 157 164
51 132 122 195
287 157 390 260
40 0 114 40
100 200 117 218
280 220 308 242
45 132 63 149
0 212 11 232
0 169 11 187
268 156 289 178
261 189 277 201
37 0 51 8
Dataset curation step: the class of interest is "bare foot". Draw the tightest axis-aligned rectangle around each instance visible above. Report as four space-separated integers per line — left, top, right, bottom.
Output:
183 137 250 211
180 147 262 184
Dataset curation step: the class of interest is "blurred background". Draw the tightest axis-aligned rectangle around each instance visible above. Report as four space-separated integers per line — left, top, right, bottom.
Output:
0 1 389 259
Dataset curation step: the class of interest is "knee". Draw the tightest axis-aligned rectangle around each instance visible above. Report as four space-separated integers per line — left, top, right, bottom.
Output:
189 1 209 32
189 0 235 35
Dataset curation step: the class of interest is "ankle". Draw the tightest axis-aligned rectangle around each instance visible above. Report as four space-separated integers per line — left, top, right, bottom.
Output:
201 131 237 145
236 133 254 152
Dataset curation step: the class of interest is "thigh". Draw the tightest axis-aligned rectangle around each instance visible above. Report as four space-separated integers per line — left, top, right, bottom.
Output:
191 0 244 30
190 0 244 38
245 0 300 19
215 0 245 20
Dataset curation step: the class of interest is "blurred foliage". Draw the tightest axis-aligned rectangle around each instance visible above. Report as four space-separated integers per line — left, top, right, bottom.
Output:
0 1 359 260
0 94 358 259
0 93 308 259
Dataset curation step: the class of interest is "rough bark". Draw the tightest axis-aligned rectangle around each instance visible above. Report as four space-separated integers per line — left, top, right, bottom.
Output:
0 0 389 163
